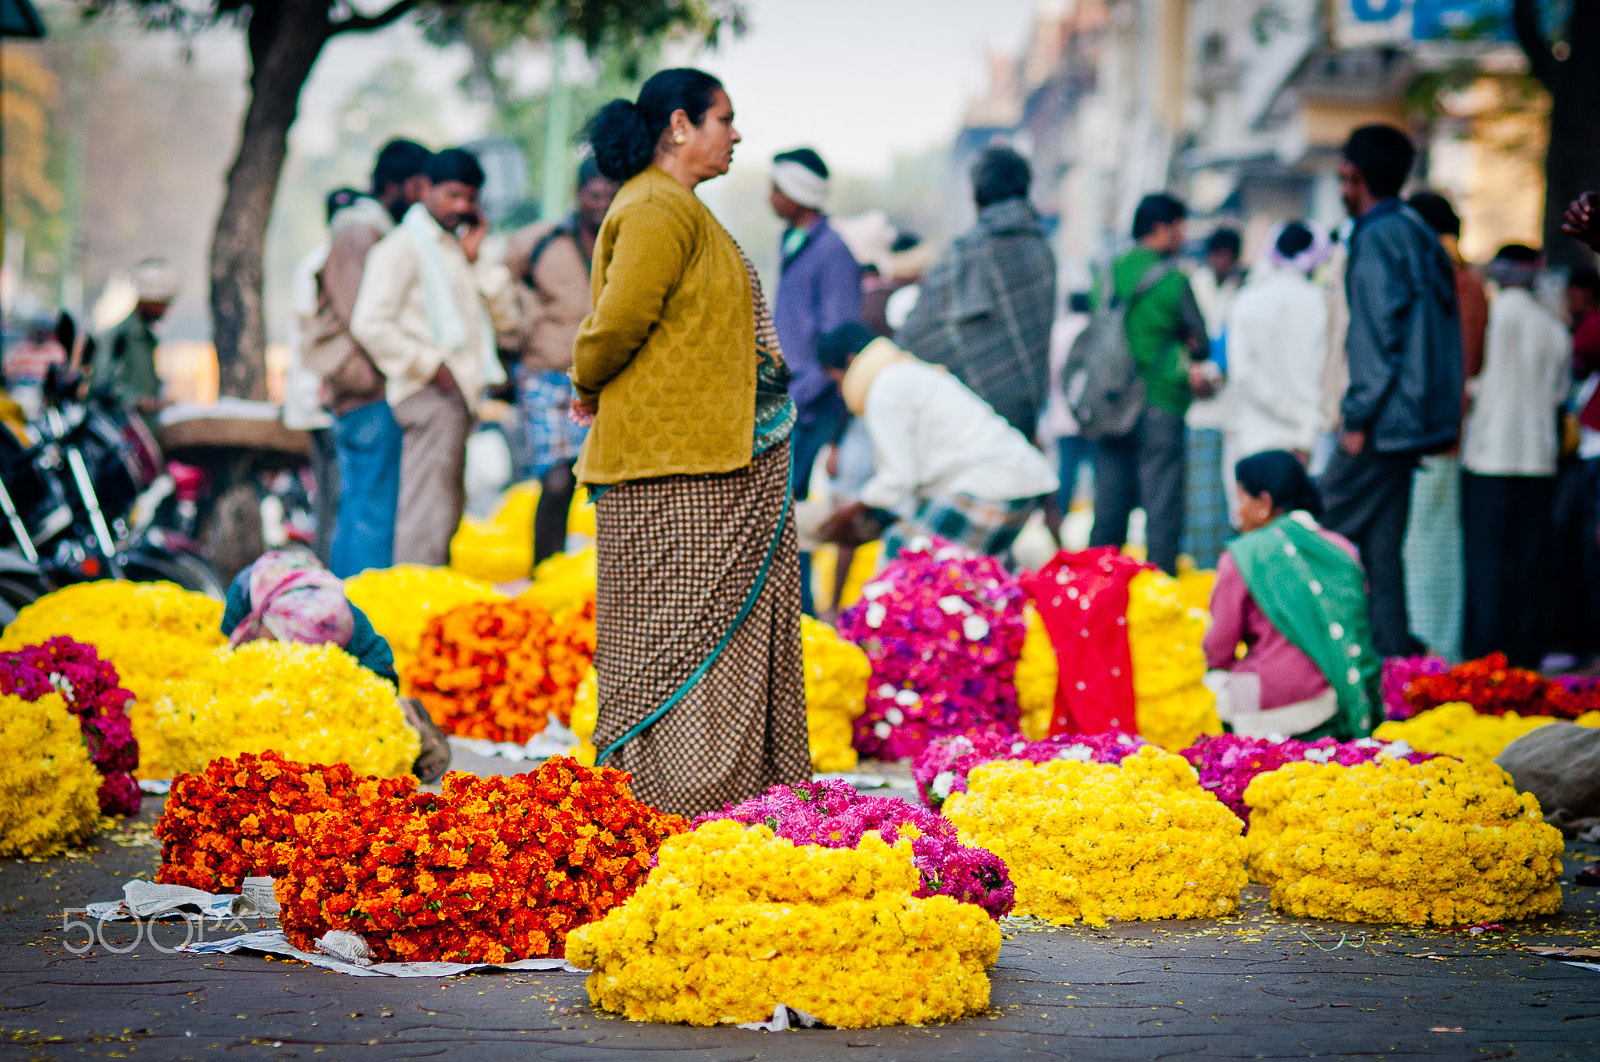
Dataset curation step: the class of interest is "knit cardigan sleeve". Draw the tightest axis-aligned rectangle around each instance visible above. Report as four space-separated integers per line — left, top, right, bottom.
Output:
572 197 696 404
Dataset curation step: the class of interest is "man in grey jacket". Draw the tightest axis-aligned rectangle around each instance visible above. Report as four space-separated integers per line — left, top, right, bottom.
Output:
1319 125 1463 657
896 146 1056 440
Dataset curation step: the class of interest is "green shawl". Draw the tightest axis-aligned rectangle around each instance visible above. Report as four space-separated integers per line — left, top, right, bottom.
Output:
1227 512 1380 740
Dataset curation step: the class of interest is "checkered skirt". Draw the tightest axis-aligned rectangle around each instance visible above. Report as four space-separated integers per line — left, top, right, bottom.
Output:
591 443 810 817
881 492 1040 563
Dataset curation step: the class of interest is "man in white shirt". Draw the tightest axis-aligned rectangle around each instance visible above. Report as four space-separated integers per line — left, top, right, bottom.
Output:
814 323 1058 564
1226 221 1331 462
1460 244 1572 666
350 148 518 567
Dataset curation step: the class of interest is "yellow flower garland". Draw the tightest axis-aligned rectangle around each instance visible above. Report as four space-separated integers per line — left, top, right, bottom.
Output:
1372 701 1600 763
0 581 225 778
801 617 870 772
1015 606 1057 741
1244 757 1564 925
1128 569 1220 751
0 691 102 857
154 642 419 778
944 746 1247 926
344 565 503 676
566 820 1001 1027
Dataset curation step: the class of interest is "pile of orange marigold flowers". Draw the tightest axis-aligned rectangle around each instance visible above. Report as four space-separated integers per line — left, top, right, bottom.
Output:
155 752 685 964
155 751 417 893
403 595 596 743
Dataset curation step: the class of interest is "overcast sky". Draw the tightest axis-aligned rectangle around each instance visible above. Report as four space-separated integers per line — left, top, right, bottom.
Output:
677 0 1042 175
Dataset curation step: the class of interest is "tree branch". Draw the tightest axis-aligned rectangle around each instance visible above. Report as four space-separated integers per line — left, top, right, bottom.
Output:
331 0 421 35
1511 0 1558 90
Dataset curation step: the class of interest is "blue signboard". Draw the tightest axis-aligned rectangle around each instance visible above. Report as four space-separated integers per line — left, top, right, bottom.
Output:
1346 0 1563 41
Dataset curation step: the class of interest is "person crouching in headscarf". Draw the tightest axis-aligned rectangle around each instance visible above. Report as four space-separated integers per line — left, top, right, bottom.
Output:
221 549 450 781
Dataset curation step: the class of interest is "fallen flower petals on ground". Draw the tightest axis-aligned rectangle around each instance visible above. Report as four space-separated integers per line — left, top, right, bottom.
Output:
943 746 1247 926
565 820 1001 1027
1245 757 1565 925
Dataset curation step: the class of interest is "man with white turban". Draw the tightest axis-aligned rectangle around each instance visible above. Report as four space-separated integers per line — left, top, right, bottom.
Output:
90 258 178 432
767 146 861 614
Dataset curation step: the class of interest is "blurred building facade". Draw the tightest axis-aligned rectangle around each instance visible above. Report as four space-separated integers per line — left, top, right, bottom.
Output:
959 0 1549 286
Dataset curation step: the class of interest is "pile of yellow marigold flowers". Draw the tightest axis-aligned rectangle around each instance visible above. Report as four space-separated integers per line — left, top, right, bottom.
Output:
943 746 1247 926
1245 757 1565 925
1127 570 1221 752
566 819 1001 1027
0 691 103 857
1373 701 1600 763
155 642 419 778
800 616 870 772
0 581 224 778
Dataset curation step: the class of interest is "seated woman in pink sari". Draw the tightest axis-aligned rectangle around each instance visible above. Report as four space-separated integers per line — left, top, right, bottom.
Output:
1202 451 1380 740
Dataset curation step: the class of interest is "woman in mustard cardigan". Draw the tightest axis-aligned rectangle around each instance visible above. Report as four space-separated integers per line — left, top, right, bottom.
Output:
572 68 809 817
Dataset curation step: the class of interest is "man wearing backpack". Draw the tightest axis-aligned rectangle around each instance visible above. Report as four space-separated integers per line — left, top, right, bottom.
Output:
1084 193 1211 575
1320 125 1462 657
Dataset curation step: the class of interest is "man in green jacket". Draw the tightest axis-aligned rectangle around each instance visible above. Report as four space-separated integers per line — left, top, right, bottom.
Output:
1087 193 1211 574
90 258 178 434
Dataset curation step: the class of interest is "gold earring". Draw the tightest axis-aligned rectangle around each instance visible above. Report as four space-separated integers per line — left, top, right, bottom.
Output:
673 131 686 144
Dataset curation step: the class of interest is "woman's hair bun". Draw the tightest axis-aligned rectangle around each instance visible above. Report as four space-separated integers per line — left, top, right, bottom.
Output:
585 69 724 184
589 98 654 182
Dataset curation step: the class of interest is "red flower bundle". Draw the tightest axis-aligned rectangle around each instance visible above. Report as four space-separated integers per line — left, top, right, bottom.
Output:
403 596 596 742
155 751 418 893
0 637 141 815
276 758 686 963
1405 653 1594 720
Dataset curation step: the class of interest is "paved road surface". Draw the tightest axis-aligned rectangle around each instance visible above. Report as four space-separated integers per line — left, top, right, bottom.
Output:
2 751 1595 1061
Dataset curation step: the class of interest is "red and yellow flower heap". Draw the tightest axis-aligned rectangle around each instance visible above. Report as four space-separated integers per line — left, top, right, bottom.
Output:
277 758 685 963
155 751 418 893
155 751 684 963
403 594 596 743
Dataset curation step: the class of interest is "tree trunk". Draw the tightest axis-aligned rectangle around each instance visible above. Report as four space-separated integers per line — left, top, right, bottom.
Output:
209 0 332 399
1517 0 1600 269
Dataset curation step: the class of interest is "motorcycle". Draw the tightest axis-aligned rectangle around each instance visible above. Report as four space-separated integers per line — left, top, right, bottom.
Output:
0 365 223 598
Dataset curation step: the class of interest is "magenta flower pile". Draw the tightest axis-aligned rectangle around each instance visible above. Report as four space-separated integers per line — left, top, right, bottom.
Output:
837 543 1028 761
1380 655 1450 721
0 637 141 815
1181 733 1433 824
911 728 1148 810
697 780 1016 920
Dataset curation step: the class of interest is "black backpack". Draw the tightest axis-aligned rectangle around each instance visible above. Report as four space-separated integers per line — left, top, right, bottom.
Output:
1060 260 1171 440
